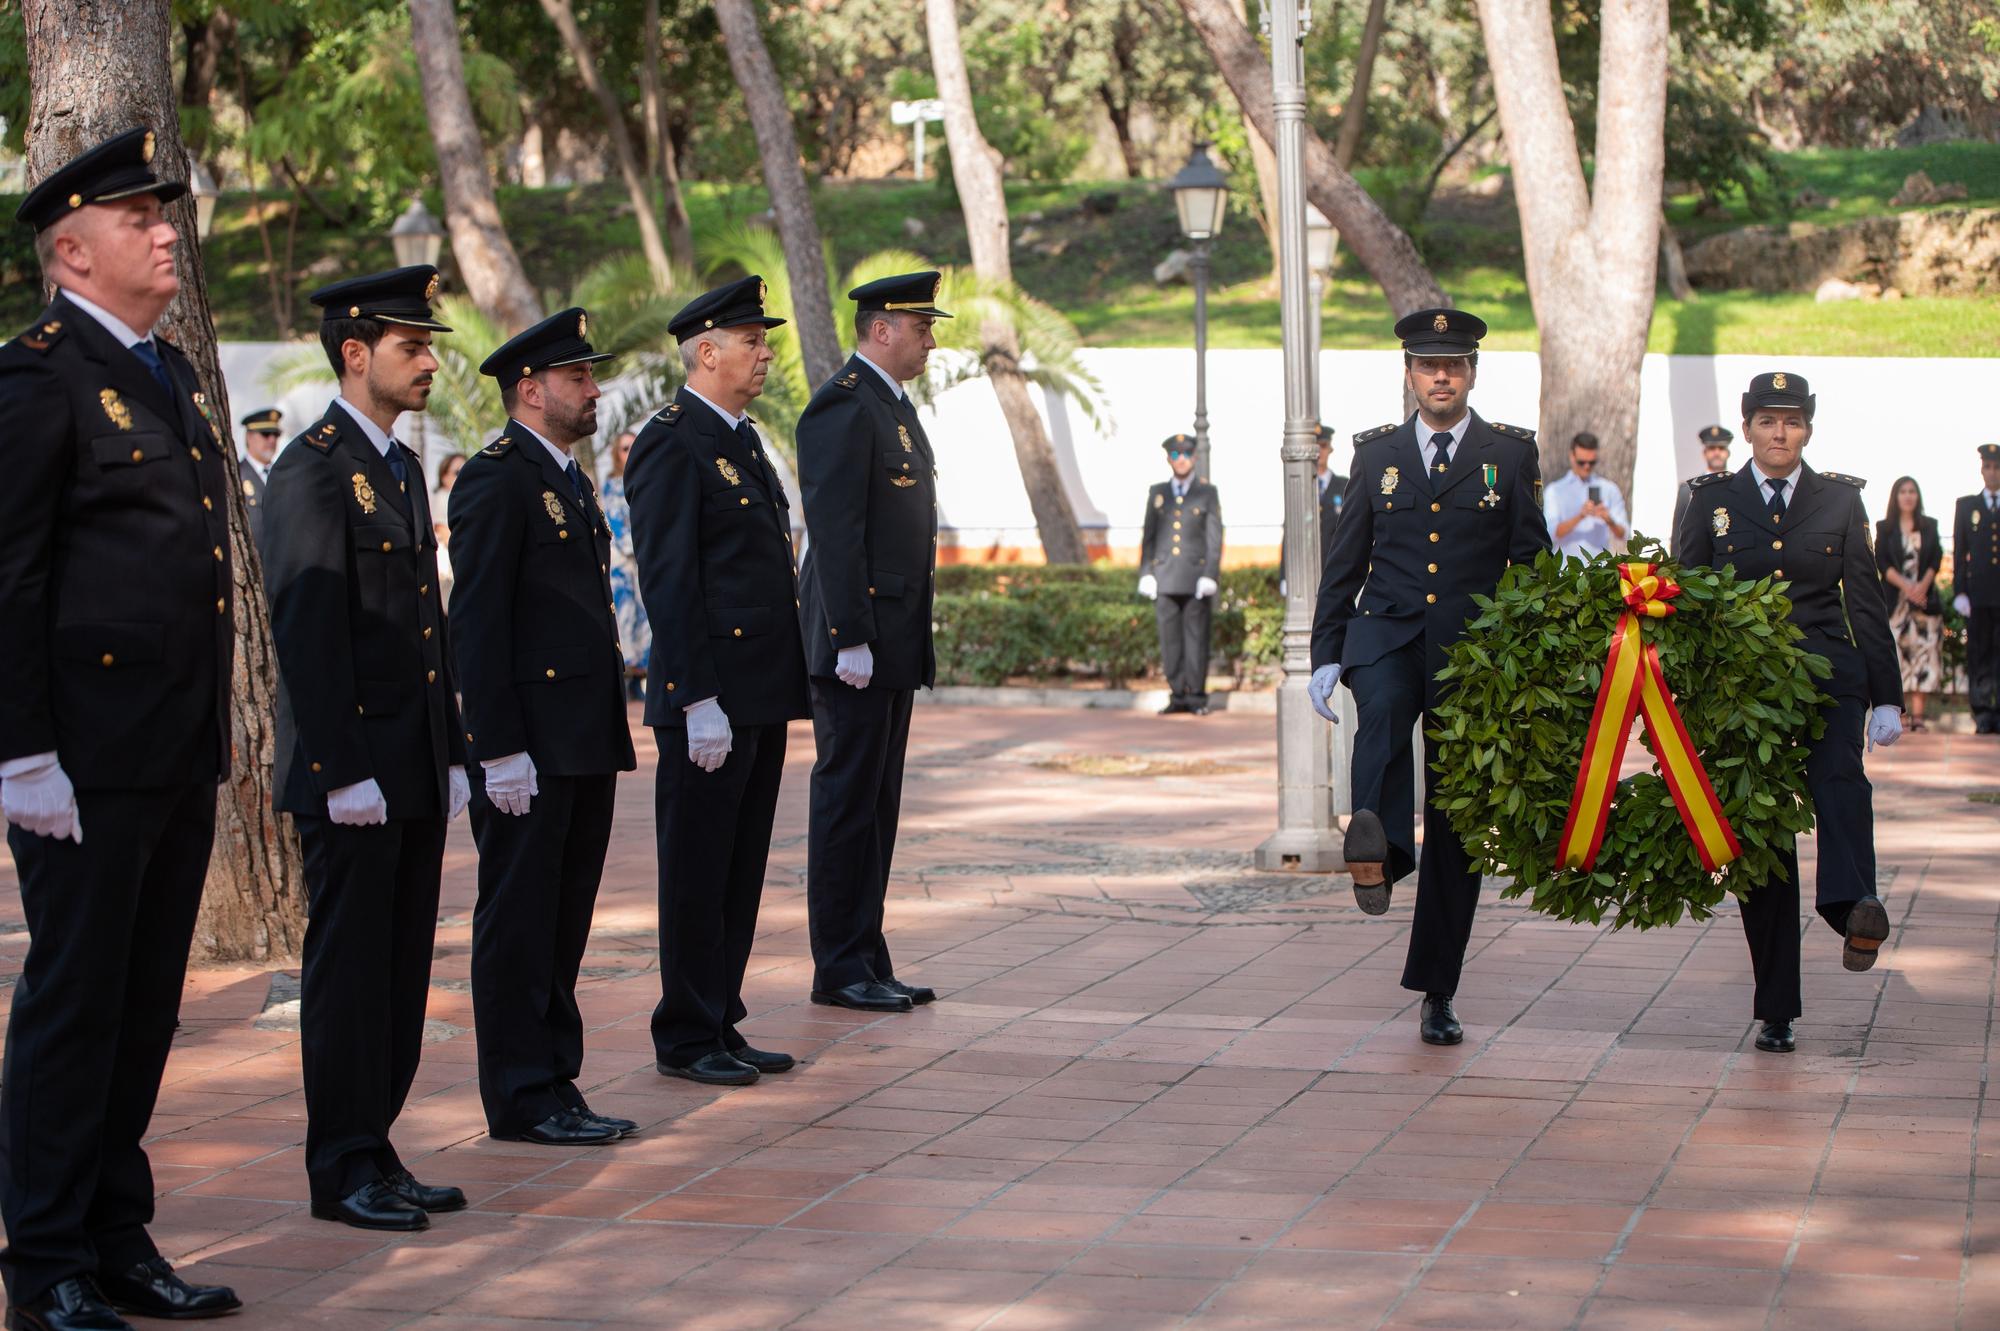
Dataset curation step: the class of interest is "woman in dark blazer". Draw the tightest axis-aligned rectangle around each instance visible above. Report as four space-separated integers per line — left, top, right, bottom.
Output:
1877 476 1943 729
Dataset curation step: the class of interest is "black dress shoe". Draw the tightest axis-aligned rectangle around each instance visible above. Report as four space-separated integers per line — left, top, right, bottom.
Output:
1756 1021 1797 1053
811 980 914 1013
882 978 937 1005
1843 895 1890 972
1419 993 1463 1046
385 1169 466 1213
729 1046 796 1074
581 1108 640 1136
1344 810 1391 914
498 1109 625 1144
656 1050 759 1085
1158 701 1188 715
1189 703 1210 716
310 1178 429 1231
95 1257 240 1321
5 1277 133 1330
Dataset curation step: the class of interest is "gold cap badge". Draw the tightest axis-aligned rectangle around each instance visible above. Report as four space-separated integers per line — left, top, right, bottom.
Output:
142 130 156 163
424 273 440 300
1432 312 1449 333
577 312 588 337
757 279 768 304
1772 372 1787 389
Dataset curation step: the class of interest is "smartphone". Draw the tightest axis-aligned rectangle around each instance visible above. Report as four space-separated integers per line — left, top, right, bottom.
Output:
1587 485 1601 503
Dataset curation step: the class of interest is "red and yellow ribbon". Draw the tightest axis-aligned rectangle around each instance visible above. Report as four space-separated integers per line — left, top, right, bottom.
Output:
1555 563 1741 873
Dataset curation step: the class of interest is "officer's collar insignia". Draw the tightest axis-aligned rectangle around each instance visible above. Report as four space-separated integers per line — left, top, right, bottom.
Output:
1711 507 1730 537
99 388 133 431
1380 466 1400 495
542 490 566 522
716 456 742 486
898 424 914 453
352 472 378 515
1432 312 1449 333
1772 372 1787 390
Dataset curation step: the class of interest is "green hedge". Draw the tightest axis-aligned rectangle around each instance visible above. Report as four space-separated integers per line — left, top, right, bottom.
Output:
931 563 1285 686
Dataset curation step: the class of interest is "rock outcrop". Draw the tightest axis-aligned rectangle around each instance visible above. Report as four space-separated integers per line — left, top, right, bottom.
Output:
1682 207 2000 297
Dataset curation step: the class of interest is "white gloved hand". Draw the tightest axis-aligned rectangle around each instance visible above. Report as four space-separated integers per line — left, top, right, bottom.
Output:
1195 576 1218 600
1137 574 1158 600
447 765 471 821
835 643 874 690
481 751 538 817
1956 593 1973 618
0 755 82 843
1865 704 1903 752
686 697 733 772
327 777 389 826
1308 663 1342 724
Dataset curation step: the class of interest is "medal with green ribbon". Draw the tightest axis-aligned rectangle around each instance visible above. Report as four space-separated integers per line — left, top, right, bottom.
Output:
1479 462 1500 507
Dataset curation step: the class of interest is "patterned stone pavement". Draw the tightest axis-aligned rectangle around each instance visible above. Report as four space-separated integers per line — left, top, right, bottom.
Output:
3 705 1998 1329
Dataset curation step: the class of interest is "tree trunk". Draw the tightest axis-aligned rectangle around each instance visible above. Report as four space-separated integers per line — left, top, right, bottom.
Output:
1476 0 1666 498
1097 83 1143 180
1181 0 1447 318
1231 0 1284 291
407 0 542 333
925 0 1088 565
639 0 696 270
712 0 845 390
21 0 306 963
537 0 675 288
178 8 232 182
1333 0 1388 170
1659 207 1695 301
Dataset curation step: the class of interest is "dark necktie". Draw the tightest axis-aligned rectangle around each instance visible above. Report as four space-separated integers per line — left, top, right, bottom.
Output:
383 441 415 517
565 458 586 503
735 420 763 469
1430 432 1453 475
129 339 173 398
1767 476 1788 521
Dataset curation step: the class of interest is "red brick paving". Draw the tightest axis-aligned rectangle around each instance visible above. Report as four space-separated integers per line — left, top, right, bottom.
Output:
1 705 1997 1329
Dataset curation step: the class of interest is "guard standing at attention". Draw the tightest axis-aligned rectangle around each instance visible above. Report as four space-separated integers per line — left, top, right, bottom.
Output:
1306 308 1549 1047
1952 443 2000 734
1670 424 1734 555
625 277 808 1086
0 125 243 1330
1137 433 1224 715
238 407 283 548
449 309 638 1144
1675 372 1902 1052
261 266 470 1232
796 272 951 1014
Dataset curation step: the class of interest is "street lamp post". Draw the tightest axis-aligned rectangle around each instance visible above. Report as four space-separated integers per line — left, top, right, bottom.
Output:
1255 0 1340 872
1305 204 1334 417
390 197 446 269
1168 142 1228 482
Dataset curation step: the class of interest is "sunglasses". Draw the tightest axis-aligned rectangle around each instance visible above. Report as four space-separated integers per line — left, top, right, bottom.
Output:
1168 450 1192 460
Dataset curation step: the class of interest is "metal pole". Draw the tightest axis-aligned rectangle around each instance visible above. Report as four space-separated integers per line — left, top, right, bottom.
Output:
1256 0 1339 872
1192 238 1211 482
1308 269 1324 418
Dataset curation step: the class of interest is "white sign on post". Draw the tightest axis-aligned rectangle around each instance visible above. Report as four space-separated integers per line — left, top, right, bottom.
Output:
890 99 945 181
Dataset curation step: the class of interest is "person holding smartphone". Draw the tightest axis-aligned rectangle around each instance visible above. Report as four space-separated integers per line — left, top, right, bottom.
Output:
1543 431 1628 560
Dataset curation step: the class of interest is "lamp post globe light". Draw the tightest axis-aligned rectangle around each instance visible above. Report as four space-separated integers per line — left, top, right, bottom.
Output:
390 197 446 269
1168 141 1229 481
189 159 218 241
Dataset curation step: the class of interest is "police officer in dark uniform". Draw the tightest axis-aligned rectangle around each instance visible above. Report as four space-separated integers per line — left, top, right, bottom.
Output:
238 406 282 548
1670 424 1734 554
262 266 471 1230
796 272 951 1013
1952 443 2000 733
1279 423 1343 597
1138 433 1224 715
1675 372 1902 1052
0 126 243 1330
626 277 808 1084
1306 308 1549 1046
449 309 639 1143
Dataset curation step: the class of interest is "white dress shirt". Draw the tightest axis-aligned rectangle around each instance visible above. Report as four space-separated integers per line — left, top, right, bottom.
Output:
855 352 907 401
1543 468 1629 560
333 397 398 459
514 421 577 474
60 286 156 351
683 385 746 431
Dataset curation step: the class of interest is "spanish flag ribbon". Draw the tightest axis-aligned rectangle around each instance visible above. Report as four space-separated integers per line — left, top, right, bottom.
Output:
1554 562 1741 873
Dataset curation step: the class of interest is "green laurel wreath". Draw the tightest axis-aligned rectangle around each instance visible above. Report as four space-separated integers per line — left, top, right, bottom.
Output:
1428 536 1830 929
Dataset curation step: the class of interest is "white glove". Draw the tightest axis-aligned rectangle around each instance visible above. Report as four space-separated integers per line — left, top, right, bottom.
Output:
1308 663 1342 724
1866 704 1903 752
835 643 874 690
1956 593 1973 617
327 778 389 826
482 751 538 817
686 697 733 772
1 755 82 843
1137 574 1158 600
1195 576 1218 599
447 765 471 821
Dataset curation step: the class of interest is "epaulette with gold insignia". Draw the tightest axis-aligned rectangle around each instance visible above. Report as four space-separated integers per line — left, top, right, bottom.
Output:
1821 470 1866 489
303 420 340 452
1688 471 1730 488
835 371 861 391
1352 423 1398 445
481 435 514 456
1489 421 1537 440
652 403 685 428
8 316 65 353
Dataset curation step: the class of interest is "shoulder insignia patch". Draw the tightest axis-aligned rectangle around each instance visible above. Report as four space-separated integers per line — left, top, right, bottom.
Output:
304 421 339 452
836 371 861 390
1489 421 1538 440
1353 423 1398 445
9 317 63 353
653 403 685 428
1822 470 1866 490
1688 471 1730 489
481 435 514 456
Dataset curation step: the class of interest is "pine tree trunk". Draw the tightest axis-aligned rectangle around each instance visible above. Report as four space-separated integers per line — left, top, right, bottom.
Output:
408 0 543 333
1231 0 1284 291
20 0 306 963
641 0 696 271
925 0 1088 565
1333 0 1389 170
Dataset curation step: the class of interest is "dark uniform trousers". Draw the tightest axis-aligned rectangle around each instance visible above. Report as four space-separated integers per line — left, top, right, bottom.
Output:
1954 494 2000 730
1155 595 1213 710
807 681 916 991
1972 607 2000 729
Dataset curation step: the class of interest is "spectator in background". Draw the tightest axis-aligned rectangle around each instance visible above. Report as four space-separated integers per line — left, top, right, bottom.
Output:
1543 431 1627 560
433 451 465 606
1877 475 1942 732
1278 423 1345 598
603 429 651 701
1671 424 1734 552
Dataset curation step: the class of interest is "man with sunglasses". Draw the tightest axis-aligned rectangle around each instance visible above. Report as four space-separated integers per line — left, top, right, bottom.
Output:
1543 432 1627 561
1138 433 1224 715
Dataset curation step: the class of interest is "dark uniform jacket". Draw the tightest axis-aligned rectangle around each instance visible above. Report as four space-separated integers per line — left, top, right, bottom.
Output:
262 402 465 817
1320 472 1346 562
446 423 636 776
796 356 938 690
1140 479 1223 596
1954 493 2000 608
1675 462 1901 708
624 388 810 729
0 294 234 788
238 455 269 547
1311 412 1547 672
